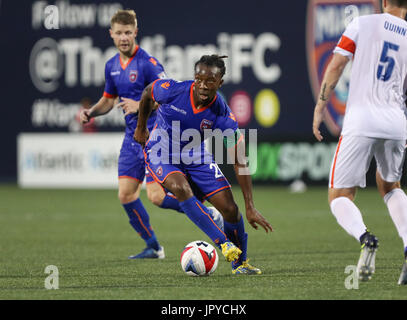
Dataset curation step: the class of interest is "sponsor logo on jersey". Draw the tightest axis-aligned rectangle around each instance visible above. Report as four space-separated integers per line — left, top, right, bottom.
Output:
111 70 120 76
200 119 213 131
228 112 237 122
149 57 158 66
170 105 187 115
161 81 170 89
306 0 379 136
129 70 137 83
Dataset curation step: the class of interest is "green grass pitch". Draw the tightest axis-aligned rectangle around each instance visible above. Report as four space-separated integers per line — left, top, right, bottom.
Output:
0 184 406 300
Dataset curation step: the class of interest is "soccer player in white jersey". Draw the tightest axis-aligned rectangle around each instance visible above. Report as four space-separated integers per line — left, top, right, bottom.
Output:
312 0 407 284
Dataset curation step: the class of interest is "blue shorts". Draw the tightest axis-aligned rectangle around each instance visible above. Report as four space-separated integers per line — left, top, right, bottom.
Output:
145 151 231 201
145 170 155 184
118 133 146 182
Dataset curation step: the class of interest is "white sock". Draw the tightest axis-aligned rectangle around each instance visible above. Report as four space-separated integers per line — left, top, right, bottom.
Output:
384 188 407 250
330 197 367 242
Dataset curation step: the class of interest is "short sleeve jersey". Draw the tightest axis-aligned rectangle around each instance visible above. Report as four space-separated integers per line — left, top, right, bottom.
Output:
146 79 238 159
103 46 166 135
333 13 407 140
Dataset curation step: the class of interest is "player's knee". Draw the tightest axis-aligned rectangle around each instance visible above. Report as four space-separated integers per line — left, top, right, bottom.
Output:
147 189 164 206
378 181 400 198
168 182 193 201
219 202 239 222
118 190 138 204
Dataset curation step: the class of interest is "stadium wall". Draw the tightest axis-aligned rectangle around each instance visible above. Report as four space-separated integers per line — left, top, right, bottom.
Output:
2 0 399 188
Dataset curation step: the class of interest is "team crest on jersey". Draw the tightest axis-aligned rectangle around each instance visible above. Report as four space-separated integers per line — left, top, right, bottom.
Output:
306 0 379 136
200 119 213 131
129 70 138 83
156 166 163 177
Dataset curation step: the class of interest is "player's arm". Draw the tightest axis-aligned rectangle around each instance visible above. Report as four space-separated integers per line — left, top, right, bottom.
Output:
79 96 115 124
133 83 158 145
225 131 273 233
312 53 349 141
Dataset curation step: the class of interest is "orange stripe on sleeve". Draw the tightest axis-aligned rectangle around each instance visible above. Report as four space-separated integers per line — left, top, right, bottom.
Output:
337 35 356 54
151 79 159 102
103 91 118 99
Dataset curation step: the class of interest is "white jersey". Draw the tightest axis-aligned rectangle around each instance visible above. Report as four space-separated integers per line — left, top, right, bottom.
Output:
334 13 407 140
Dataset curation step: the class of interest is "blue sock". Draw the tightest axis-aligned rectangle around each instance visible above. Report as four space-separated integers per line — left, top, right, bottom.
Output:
179 196 228 247
224 215 248 268
160 194 184 213
122 199 160 251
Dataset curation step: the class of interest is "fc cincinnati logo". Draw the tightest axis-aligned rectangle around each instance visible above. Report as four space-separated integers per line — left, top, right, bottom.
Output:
129 70 138 83
200 119 213 131
156 166 163 177
306 0 379 136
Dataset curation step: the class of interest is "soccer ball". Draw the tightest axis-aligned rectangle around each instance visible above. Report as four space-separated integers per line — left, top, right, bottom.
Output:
180 240 219 276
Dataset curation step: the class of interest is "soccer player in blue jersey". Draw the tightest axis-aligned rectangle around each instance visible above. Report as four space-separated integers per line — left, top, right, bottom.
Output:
79 10 225 259
134 55 273 274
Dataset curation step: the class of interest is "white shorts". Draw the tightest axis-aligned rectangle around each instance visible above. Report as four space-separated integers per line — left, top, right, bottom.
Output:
329 135 406 189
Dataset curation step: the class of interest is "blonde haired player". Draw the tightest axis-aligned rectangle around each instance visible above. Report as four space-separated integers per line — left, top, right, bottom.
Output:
313 0 407 284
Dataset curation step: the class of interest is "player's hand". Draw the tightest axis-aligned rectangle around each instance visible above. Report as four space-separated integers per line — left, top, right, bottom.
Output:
245 207 273 233
116 98 140 116
312 105 324 141
134 126 149 146
79 109 91 124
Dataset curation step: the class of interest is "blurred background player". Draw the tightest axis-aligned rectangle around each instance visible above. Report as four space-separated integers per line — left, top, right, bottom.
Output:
134 55 273 274
80 9 168 259
313 0 407 284
80 9 223 259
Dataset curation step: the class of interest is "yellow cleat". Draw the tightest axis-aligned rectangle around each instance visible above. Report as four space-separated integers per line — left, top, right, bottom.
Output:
220 242 242 262
232 259 262 275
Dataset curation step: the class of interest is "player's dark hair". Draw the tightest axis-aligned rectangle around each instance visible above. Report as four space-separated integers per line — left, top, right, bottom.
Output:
110 9 137 27
388 0 407 8
194 55 228 77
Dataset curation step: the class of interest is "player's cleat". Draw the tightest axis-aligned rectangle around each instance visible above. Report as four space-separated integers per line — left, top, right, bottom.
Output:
220 241 242 262
397 259 407 285
232 259 262 275
207 206 224 231
128 246 165 259
397 250 407 285
357 231 379 281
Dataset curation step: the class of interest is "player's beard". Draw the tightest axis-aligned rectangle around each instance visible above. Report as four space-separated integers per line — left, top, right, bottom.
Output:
118 41 135 57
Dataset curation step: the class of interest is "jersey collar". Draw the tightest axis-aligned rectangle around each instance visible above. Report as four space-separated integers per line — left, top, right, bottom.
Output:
119 45 139 70
189 82 217 114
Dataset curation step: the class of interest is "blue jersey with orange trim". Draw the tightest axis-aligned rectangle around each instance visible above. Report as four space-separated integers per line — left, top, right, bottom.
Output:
104 46 166 135
147 79 238 162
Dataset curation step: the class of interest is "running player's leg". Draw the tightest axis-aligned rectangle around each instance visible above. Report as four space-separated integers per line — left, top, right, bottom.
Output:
146 171 184 213
145 169 224 230
328 136 373 241
328 135 378 280
207 189 261 274
375 139 407 284
185 161 259 274
157 171 240 261
118 137 163 259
